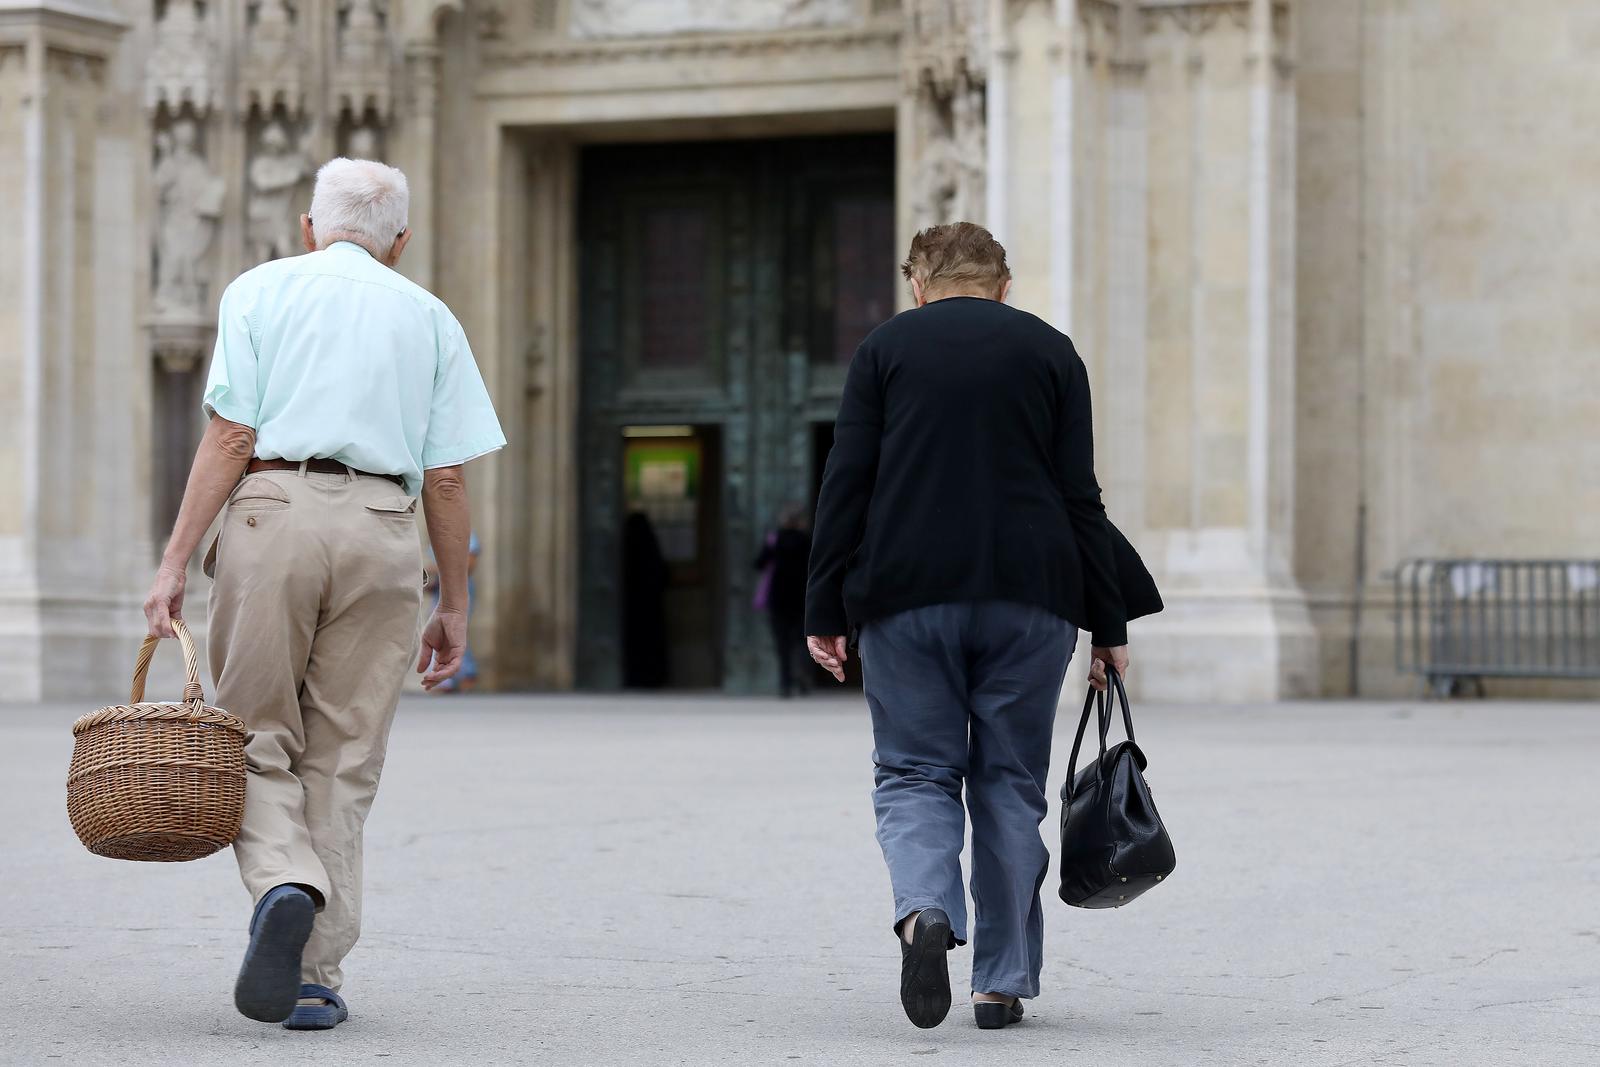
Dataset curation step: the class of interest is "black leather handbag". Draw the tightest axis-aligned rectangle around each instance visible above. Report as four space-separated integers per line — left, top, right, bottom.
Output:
1058 668 1175 908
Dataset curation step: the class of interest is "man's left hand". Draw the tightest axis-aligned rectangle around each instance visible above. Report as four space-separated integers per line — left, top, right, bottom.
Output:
417 608 467 690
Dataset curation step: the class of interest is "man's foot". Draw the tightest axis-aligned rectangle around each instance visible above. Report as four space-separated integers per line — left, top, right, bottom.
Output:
973 995 1025 1029
282 983 349 1031
898 909 953 1029
234 885 317 1022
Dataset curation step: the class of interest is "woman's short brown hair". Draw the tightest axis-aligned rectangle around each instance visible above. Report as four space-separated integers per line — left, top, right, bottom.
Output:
900 222 1011 297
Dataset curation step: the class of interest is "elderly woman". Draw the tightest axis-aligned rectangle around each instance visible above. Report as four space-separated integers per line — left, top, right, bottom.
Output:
143 158 504 1031
806 222 1129 1030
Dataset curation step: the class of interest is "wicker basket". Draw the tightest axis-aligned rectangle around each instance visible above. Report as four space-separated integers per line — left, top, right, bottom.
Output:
67 620 247 862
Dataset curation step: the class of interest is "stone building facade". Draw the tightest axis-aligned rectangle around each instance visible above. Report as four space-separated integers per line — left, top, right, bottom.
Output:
1 0 1594 701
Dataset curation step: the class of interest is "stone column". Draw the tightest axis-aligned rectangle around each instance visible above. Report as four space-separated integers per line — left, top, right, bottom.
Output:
1046 0 1077 332
394 40 438 290
1132 0 1317 701
0 1 138 701
984 0 1014 245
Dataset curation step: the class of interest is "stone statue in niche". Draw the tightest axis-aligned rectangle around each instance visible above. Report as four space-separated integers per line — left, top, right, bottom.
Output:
152 117 225 315
248 121 309 264
950 82 986 220
346 122 382 160
904 0 988 229
912 103 961 229
911 82 986 229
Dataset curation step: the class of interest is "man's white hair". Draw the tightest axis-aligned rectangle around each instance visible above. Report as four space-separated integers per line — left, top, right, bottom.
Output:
308 158 409 255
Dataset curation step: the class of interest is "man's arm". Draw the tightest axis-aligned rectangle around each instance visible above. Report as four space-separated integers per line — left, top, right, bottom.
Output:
143 416 256 638
416 464 471 689
805 344 883 681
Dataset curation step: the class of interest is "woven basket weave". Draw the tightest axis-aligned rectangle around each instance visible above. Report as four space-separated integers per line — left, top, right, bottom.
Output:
67 620 247 862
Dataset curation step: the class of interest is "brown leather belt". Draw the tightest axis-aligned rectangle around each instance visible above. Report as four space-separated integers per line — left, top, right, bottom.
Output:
248 458 404 488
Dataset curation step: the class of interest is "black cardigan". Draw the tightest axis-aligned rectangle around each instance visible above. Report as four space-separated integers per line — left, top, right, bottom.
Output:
805 297 1130 647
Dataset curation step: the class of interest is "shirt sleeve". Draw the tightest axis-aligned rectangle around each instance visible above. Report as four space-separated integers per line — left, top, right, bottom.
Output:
422 315 508 469
804 341 883 636
201 281 262 428
1055 344 1128 648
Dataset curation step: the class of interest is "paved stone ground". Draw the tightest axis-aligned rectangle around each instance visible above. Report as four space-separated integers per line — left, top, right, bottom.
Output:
4 693 1598 1066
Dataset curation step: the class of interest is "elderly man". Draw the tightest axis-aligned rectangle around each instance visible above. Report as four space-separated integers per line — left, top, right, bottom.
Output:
143 158 504 1031
806 222 1129 1030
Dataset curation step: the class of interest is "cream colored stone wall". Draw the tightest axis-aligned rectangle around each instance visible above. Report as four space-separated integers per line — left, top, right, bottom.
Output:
1296 0 1600 697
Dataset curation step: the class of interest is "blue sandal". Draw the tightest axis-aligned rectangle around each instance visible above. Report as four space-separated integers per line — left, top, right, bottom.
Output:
282 983 349 1030
234 885 316 1023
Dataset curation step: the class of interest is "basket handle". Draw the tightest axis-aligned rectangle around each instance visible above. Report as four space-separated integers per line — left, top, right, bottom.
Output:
130 619 206 706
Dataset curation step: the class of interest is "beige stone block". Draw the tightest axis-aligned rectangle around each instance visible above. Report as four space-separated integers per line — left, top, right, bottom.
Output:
1200 476 1248 530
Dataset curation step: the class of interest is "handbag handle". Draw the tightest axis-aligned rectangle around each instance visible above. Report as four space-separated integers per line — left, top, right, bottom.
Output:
129 619 206 707
1064 666 1135 802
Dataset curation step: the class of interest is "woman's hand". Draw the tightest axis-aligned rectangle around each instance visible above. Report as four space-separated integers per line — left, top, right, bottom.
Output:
807 635 849 683
1088 644 1129 691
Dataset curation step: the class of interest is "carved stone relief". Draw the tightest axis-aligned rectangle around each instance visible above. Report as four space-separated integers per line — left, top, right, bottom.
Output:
569 0 859 39
334 0 393 119
904 0 987 230
242 0 305 113
248 119 310 264
152 116 225 316
339 0 387 66
531 0 559 34
146 0 218 114
477 0 509 39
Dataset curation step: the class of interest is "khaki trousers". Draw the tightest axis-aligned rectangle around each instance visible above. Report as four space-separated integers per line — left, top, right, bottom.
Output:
207 467 422 991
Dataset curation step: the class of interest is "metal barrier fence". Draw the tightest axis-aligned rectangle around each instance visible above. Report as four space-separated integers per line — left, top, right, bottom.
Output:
1395 559 1600 696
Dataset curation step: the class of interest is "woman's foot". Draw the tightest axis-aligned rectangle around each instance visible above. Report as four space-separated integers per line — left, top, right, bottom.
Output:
973 994 1025 1029
898 909 953 1028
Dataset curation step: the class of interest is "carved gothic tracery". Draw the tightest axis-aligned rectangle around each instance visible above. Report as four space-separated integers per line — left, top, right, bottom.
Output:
569 0 858 39
146 0 218 114
335 0 393 118
242 0 306 113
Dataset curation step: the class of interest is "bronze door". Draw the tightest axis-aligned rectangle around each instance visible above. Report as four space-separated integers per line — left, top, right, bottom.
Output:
577 134 895 692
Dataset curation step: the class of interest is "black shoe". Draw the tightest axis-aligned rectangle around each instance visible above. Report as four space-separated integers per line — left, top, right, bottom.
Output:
974 998 1025 1029
234 885 317 1023
898 909 952 1029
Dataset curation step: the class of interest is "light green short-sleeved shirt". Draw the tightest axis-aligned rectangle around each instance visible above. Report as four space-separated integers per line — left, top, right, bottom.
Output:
202 241 506 496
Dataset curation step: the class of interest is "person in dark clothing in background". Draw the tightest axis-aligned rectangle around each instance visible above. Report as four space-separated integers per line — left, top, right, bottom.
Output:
753 504 813 697
622 511 669 688
805 222 1129 1032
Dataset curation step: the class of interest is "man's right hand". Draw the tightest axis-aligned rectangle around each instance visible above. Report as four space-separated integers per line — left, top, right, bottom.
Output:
1088 644 1130 691
416 608 468 690
143 563 188 639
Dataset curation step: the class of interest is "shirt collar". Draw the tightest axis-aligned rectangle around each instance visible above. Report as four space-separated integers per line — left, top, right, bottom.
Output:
328 240 373 257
